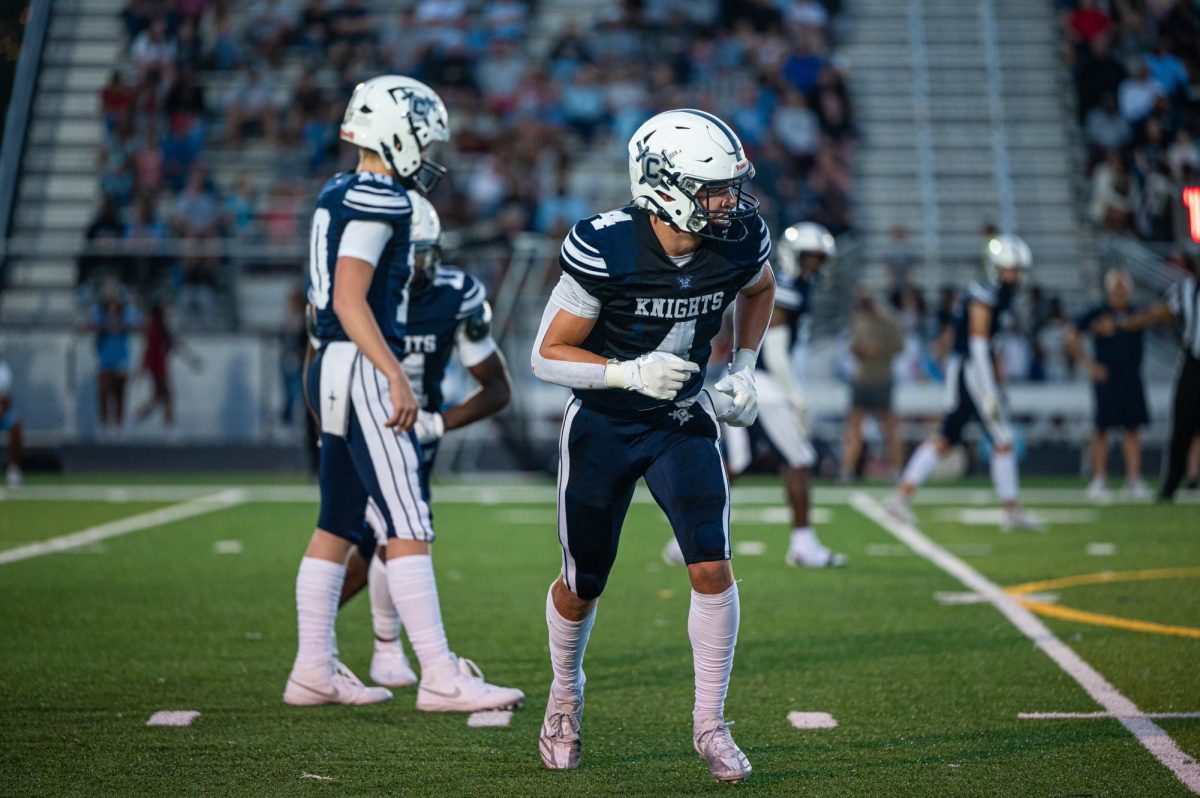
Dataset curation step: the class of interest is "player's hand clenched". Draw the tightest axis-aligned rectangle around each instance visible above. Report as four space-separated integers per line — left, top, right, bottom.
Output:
714 365 758 427
386 370 420 432
605 351 699 400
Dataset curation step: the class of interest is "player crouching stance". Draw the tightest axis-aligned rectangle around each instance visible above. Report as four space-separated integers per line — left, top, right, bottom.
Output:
531 110 775 782
285 75 521 711
885 235 1043 532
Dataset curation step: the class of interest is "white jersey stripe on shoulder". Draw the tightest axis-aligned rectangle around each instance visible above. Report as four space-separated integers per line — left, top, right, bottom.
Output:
343 200 411 215
569 228 601 255
345 189 409 208
562 237 607 269
561 254 608 278
351 184 403 195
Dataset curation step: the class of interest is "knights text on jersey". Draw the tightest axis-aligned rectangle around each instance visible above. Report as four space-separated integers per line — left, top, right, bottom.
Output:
399 267 487 412
306 172 414 351
560 206 770 415
952 280 1015 356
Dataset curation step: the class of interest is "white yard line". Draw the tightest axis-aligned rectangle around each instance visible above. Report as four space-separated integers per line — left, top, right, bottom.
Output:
1021 712 1200 721
0 489 246 566
850 491 1200 795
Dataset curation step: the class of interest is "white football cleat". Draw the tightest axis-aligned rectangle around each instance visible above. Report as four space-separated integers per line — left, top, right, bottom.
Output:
370 641 418 688
661 537 686 567
694 719 751 783
1122 479 1153 501
416 655 524 713
1000 508 1045 533
284 660 393 706
882 492 916 526
539 686 583 770
6 466 23 489
1085 478 1111 503
786 543 848 568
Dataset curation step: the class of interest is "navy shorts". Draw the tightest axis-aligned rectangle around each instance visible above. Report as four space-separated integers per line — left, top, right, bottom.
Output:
556 392 731 601
305 347 434 550
1094 380 1149 431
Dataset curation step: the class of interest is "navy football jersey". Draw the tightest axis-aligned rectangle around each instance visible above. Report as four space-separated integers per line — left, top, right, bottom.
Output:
951 280 1016 357
401 267 488 412
560 205 771 415
306 172 414 352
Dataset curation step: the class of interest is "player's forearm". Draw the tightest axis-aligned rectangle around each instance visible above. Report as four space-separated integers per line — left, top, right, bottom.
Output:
443 354 512 431
530 302 608 389
967 335 1001 397
333 295 403 380
1119 303 1175 331
761 325 802 398
732 276 775 358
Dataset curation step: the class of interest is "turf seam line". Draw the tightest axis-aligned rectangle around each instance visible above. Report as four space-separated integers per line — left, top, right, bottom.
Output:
850 491 1200 796
0 489 247 565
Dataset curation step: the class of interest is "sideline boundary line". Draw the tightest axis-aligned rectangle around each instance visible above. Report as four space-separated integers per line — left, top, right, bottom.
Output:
850 491 1200 795
0 489 246 566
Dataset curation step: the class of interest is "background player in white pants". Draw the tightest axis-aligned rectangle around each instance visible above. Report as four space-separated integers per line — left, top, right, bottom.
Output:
885 235 1043 532
663 222 845 567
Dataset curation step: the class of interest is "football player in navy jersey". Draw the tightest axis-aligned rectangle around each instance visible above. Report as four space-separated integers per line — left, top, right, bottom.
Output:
884 235 1044 532
530 109 776 783
287 75 521 712
336 194 514 690
662 221 846 568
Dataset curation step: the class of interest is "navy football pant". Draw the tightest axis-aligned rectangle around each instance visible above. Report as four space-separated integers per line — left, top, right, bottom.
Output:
556 393 732 600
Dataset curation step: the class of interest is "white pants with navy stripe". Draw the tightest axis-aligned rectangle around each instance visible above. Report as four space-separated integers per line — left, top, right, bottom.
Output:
723 372 816 473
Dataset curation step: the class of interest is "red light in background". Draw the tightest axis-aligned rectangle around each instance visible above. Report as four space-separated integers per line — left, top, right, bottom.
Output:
1184 186 1200 244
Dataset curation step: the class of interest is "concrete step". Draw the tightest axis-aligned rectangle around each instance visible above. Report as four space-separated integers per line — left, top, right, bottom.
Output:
48 12 124 41
32 90 99 118
0 289 78 324
42 40 123 67
17 174 100 203
14 202 94 232
27 119 102 147
5 260 78 289
36 65 113 92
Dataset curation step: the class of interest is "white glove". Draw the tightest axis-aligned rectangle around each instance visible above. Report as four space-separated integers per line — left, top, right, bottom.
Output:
413 410 445 445
714 361 758 427
605 351 699 400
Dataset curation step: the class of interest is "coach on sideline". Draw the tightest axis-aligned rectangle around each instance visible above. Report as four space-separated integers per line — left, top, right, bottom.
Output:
1108 255 1200 501
1066 269 1152 500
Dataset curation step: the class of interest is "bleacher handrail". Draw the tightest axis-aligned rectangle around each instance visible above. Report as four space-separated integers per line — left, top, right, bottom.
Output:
0 0 52 253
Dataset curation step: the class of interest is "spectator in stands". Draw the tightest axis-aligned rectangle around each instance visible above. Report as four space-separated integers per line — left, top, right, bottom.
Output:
1064 0 1112 48
208 13 241 70
1117 60 1164 125
88 287 140 440
884 224 919 300
1066 269 1152 501
135 299 201 436
1073 34 1125 124
172 167 220 239
1089 151 1138 232
1032 297 1071 382
223 61 280 146
1167 129 1199 181
245 0 300 60
1144 39 1190 102
841 287 905 482
534 171 587 238
161 114 201 192
0 355 24 488
1084 94 1131 155
131 18 176 77
101 71 136 131
133 127 164 197
773 89 821 170
328 0 373 48
222 176 259 239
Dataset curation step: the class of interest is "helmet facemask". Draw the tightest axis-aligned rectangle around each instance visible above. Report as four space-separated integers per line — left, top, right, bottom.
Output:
409 243 442 296
634 142 759 242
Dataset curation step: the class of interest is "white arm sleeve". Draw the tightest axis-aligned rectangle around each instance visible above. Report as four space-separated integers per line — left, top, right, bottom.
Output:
967 335 1000 400
337 219 393 265
455 330 497 369
761 325 802 400
530 301 608 389
549 273 601 318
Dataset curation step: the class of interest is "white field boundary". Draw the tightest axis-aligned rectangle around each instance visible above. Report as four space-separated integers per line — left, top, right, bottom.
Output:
0 483 1185 506
850 491 1200 795
0 489 246 566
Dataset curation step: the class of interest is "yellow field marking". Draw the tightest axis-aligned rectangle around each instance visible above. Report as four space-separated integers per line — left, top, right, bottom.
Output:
1004 568 1200 640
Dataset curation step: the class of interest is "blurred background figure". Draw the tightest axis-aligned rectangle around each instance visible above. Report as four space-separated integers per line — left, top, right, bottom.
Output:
840 286 904 482
0 355 24 487
87 287 141 441
1066 269 1151 501
135 299 201 438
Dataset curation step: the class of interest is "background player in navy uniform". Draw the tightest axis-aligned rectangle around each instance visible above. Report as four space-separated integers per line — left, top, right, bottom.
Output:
287 75 521 712
885 235 1044 532
530 110 775 783
334 194 515 690
662 221 846 569
1066 269 1152 501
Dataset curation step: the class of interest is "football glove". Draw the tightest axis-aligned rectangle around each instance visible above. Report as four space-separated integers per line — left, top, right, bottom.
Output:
714 364 758 427
605 351 699 401
413 410 445 445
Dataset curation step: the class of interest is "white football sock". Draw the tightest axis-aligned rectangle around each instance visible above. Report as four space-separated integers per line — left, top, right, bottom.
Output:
386 554 453 673
790 526 817 549
546 583 596 697
294 557 346 670
368 554 401 646
689 583 740 727
990 449 1018 503
901 440 941 491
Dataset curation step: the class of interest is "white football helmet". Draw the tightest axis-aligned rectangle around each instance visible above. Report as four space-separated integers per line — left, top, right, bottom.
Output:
408 192 443 284
984 234 1032 282
776 222 836 279
628 109 759 241
340 75 450 194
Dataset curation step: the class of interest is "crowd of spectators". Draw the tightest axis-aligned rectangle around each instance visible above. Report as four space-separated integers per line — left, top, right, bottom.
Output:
1064 0 1200 246
87 0 857 321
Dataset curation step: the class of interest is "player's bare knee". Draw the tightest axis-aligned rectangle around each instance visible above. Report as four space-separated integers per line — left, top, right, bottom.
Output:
553 577 597 621
688 560 734 594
